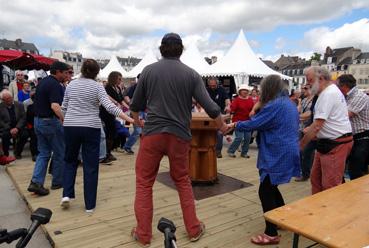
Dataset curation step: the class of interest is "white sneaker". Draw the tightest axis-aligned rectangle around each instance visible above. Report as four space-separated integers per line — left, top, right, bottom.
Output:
60 197 71 209
85 208 95 213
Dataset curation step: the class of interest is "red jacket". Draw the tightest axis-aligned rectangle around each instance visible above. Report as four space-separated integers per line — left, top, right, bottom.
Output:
230 97 254 122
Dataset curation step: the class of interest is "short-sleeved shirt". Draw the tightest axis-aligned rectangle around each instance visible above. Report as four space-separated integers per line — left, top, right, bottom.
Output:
34 75 64 118
130 58 221 140
346 86 369 135
314 84 352 139
206 86 229 112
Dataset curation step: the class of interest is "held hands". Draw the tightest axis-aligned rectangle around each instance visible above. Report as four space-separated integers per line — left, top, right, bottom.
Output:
219 122 236 135
10 128 18 137
134 118 145 128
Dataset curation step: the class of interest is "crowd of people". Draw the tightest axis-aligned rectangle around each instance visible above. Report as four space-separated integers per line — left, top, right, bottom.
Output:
0 32 369 246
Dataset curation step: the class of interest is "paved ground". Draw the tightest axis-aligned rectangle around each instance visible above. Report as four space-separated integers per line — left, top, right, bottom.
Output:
0 165 51 248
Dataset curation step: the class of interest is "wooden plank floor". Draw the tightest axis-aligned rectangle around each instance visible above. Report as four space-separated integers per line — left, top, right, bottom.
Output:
6 145 324 248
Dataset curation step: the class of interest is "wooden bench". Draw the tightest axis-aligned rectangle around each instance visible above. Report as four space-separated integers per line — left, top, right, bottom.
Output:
264 175 369 248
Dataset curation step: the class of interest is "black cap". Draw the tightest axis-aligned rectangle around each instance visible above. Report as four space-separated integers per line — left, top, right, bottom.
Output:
50 61 69 71
161 33 182 45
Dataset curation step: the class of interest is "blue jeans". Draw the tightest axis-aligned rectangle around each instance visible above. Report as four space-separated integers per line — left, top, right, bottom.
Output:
124 125 142 150
99 127 106 160
216 131 223 153
227 130 251 155
32 117 65 186
63 126 100 210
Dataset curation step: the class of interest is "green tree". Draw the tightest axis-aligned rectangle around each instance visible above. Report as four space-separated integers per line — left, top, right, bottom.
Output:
310 52 321 62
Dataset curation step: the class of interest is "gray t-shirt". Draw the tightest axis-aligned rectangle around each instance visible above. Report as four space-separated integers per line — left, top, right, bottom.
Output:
130 58 221 140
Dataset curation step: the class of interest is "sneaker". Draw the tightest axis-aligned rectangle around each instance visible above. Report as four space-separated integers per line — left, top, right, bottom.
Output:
60 197 71 209
216 152 222 158
124 148 134 155
131 227 151 247
99 157 113 165
228 153 236 158
0 155 16 165
85 208 95 213
51 184 63 190
295 176 309 182
189 222 205 242
240 154 250 158
116 147 126 153
107 154 117 161
27 181 49 196
32 155 37 162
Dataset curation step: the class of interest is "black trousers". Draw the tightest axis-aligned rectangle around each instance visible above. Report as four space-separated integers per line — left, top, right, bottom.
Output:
1 129 29 156
348 138 369 180
258 175 285 236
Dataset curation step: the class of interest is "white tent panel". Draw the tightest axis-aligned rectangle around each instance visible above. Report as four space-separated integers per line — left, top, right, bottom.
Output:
99 55 127 79
203 30 290 82
181 43 210 74
126 50 157 78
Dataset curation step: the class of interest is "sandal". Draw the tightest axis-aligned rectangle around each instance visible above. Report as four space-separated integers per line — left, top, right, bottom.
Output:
250 233 280 245
131 227 151 247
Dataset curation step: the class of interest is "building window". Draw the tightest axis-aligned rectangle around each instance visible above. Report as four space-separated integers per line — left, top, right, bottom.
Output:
365 79 369 84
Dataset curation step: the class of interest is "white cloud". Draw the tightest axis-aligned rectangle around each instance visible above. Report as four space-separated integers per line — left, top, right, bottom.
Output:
275 37 286 50
0 0 368 59
303 18 369 52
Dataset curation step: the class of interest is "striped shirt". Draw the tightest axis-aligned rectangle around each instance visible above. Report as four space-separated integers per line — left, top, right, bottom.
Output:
62 78 122 129
346 86 369 135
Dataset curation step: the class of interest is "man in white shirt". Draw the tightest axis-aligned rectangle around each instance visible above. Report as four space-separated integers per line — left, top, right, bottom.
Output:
300 66 353 194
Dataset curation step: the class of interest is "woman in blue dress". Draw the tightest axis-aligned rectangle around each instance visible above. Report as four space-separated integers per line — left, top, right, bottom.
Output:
228 74 300 245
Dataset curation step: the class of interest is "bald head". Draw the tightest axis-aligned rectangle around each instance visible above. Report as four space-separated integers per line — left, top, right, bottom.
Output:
0 89 14 106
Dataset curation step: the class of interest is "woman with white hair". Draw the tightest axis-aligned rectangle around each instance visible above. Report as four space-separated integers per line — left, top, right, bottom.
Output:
228 75 300 245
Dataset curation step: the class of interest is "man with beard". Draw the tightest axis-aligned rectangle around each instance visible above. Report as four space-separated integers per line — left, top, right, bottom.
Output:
300 66 353 194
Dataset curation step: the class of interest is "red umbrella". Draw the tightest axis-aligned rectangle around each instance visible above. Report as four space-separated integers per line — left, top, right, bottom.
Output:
0 50 57 70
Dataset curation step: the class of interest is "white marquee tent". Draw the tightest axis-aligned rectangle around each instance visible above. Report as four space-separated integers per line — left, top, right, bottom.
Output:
180 43 210 74
99 55 127 79
126 50 157 78
203 30 291 87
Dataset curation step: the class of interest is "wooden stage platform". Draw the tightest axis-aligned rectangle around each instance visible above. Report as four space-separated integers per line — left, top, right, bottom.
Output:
5 145 323 247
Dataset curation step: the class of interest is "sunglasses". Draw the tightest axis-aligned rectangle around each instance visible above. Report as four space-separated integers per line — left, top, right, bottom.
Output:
68 71 74 74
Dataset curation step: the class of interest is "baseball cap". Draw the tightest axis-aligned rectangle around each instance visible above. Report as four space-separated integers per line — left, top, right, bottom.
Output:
161 33 182 45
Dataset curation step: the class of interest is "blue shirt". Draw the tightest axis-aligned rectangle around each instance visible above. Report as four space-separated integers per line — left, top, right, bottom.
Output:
34 75 64 118
17 91 30 102
236 95 300 185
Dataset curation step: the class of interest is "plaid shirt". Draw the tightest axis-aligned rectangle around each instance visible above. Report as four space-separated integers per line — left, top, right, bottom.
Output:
346 87 369 135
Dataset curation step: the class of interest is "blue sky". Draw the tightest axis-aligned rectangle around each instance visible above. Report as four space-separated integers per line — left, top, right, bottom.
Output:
252 8 369 54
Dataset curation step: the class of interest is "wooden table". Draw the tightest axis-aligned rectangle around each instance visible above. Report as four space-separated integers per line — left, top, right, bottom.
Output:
264 175 369 248
189 112 218 183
